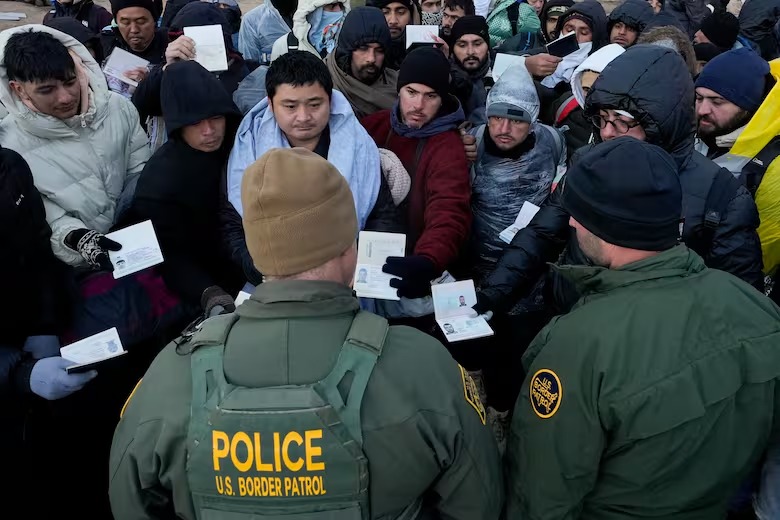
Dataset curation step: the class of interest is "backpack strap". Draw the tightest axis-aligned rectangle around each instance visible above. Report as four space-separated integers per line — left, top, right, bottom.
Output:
695 166 741 260
319 311 389 446
286 31 299 51
507 2 520 36
554 94 579 127
740 136 780 198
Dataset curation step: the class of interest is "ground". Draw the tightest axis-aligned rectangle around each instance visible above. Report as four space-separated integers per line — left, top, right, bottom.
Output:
0 0 619 32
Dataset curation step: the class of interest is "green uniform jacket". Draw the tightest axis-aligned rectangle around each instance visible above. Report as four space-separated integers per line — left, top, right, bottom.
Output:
507 246 780 519
109 281 503 519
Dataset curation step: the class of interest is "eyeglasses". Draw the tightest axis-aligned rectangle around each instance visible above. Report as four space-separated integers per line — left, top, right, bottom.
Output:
589 114 640 134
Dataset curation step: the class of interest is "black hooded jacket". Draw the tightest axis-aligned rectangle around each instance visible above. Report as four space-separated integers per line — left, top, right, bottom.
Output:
663 0 711 37
100 26 169 65
123 61 244 309
607 0 654 35
479 45 763 314
44 16 106 63
43 0 113 37
738 0 780 60
539 0 574 42
334 6 392 73
553 0 609 54
131 2 249 123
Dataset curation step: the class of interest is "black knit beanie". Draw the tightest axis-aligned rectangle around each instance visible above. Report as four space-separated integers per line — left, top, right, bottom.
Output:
698 11 740 51
397 46 451 97
110 0 159 18
450 15 490 44
366 0 413 10
561 137 682 251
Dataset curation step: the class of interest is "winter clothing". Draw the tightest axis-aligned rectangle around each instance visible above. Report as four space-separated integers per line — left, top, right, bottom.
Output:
362 97 471 273
486 63 539 122
43 0 113 37
487 0 541 48
326 6 399 118
110 0 158 19
699 11 740 50
123 60 244 309
228 90 380 231
109 280 503 520
478 45 763 316
695 48 770 113
738 0 780 60
160 0 195 28
451 14 491 45
270 0 351 60
695 41 723 62
562 138 682 251
607 0 654 35
539 0 574 42
43 16 106 64
65 229 122 271
637 24 699 77
663 0 711 37
643 9 688 32
242 148 359 277
100 26 168 65
398 46 451 98
571 43 625 109
0 25 151 268
450 16 492 126
29 357 96 400
238 0 294 64
507 245 780 519
554 0 609 54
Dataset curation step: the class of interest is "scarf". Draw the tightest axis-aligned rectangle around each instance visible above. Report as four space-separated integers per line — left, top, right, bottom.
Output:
389 97 465 138
325 51 399 118
421 10 443 25
308 8 345 55
541 41 592 88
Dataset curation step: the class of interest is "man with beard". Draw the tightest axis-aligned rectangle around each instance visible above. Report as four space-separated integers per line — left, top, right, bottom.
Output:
450 15 492 125
367 0 420 69
607 0 653 48
694 48 780 280
325 6 399 118
441 0 475 39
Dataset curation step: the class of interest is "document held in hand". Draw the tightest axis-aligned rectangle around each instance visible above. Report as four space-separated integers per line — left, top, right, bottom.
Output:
432 280 494 342
353 231 406 301
106 220 165 279
405 25 439 48
499 201 541 244
102 47 150 87
492 53 526 81
61 327 127 374
184 24 229 72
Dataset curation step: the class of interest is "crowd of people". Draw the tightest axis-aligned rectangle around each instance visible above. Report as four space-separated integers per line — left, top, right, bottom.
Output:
2 0 780 516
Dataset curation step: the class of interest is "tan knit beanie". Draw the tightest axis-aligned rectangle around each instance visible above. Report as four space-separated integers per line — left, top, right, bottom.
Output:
241 148 358 277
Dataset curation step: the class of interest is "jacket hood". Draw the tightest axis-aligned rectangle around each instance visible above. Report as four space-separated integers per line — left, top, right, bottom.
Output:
170 2 236 52
608 0 654 33
571 43 625 108
486 64 540 122
335 6 391 65
585 44 695 168
292 0 351 44
643 10 686 32
160 0 197 28
43 16 104 62
162 60 242 136
540 0 574 34
0 24 109 138
555 0 608 53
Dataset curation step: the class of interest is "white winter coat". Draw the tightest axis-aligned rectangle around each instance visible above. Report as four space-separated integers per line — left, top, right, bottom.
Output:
0 25 151 267
270 0 350 60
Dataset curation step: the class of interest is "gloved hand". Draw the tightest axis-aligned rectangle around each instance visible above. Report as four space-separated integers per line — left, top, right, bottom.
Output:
23 335 61 359
201 286 236 317
65 228 122 271
382 255 439 299
29 357 97 400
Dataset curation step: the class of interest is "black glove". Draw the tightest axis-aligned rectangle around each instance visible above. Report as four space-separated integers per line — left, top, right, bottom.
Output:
65 228 122 271
382 255 439 299
472 291 492 315
201 286 236 317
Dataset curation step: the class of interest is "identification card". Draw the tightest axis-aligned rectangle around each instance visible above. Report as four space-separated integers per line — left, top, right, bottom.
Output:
106 220 165 279
353 231 406 301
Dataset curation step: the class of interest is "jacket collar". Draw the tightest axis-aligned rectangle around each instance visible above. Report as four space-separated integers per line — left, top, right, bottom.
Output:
238 280 359 319
553 245 705 296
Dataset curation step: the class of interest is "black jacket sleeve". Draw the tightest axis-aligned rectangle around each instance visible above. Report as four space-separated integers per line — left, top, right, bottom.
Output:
0 347 35 400
479 186 571 313
131 65 164 124
364 175 406 234
219 170 263 287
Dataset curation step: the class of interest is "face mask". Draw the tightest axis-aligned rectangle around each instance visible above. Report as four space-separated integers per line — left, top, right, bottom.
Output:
421 10 443 25
309 8 345 54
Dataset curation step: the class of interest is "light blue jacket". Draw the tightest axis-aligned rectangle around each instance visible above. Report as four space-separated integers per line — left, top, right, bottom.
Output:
238 2 291 64
227 90 380 230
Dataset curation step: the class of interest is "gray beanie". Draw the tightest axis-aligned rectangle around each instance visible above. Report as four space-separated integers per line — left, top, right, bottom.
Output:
486 64 540 123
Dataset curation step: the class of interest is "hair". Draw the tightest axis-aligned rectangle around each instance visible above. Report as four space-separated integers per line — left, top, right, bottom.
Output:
4 30 76 83
638 26 698 78
444 0 475 15
266 51 334 100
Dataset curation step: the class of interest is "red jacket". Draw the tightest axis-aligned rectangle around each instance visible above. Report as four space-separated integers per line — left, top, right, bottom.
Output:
362 110 472 272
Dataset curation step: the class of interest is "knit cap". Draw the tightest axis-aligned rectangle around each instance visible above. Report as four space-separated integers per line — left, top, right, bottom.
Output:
450 15 490 44
110 0 158 18
695 48 769 113
698 11 740 50
397 46 451 97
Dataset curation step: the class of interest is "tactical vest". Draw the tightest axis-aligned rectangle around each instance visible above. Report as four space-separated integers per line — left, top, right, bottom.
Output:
185 311 390 520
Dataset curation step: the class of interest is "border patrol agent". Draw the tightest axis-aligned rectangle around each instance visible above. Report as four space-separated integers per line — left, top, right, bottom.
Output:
507 138 780 519
109 148 503 520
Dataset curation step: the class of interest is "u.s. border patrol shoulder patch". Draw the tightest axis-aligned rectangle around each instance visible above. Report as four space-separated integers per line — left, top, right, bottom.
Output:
529 369 562 419
459 365 486 425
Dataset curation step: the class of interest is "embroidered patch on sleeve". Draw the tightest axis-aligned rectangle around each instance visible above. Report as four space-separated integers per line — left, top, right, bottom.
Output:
459 365 486 425
529 369 562 419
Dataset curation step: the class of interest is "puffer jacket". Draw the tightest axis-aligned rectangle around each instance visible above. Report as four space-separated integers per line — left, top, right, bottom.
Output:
663 0 711 37
238 0 295 64
607 0 654 34
479 45 763 313
270 0 351 59
0 25 151 267
738 0 780 60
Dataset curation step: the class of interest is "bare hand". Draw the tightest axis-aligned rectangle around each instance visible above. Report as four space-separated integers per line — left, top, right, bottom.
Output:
433 35 450 59
124 66 149 83
461 129 477 163
165 36 196 66
524 53 562 78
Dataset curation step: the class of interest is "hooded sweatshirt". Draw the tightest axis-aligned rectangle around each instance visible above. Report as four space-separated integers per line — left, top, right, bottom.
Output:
607 0 654 37
570 43 625 108
270 0 350 60
228 89 380 231
43 16 106 64
553 0 609 54
43 0 113 36
0 24 151 267
539 0 574 42
125 61 244 308
238 0 295 63
663 0 711 38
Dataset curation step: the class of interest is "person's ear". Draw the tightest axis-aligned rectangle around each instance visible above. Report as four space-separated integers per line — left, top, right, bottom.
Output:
9 80 29 102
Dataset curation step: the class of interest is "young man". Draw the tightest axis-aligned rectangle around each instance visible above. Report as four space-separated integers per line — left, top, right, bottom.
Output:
270 0 348 59
450 15 492 125
420 0 444 25
226 51 380 282
507 137 780 519
109 147 503 520
607 0 653 47
325 6 399 118
538 0 573 42
367 0 419 69
362 47 471 299
441 0 475 38
0 26 150 271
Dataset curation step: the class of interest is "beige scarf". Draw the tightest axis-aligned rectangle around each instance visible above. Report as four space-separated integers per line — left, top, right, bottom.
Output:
325 51 398 119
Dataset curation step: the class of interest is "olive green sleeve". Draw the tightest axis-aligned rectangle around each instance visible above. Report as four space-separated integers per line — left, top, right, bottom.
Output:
506 328 604 519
